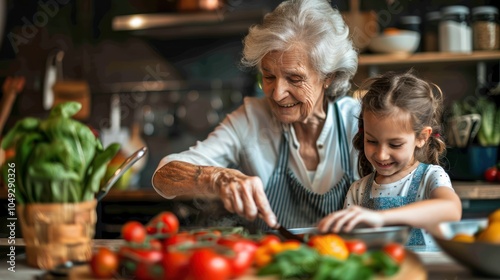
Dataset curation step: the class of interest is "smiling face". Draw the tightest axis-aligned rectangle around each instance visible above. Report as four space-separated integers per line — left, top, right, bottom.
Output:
260 47 329 124
363 110 426 183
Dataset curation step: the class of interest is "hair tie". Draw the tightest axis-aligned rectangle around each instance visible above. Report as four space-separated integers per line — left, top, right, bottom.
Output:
432 133 440 138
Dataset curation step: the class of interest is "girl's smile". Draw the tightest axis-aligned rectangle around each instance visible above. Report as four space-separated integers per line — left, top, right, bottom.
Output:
363 110 424 184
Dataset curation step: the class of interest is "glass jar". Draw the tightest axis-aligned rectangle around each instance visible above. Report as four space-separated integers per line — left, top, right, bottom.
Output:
424 11 440 52
472 6 499 51
439 5 472 53
400 15 422 52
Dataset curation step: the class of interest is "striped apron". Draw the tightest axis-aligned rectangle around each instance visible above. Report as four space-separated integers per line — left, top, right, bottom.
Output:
259 103 353 230
361 163 429 246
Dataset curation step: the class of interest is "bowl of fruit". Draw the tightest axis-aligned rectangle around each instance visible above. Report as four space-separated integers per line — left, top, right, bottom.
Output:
433 210 500 277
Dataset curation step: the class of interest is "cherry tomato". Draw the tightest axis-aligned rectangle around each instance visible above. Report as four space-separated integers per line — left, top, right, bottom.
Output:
163 232 197 249
217 237 258 277
163 249 192 280
383 242 406 264
119 246 163 280
146 211 179 235
345 239 367 255
90 247 119 279
259 234 281 247
122 221 147 243
194 229 222 242
187 248 231 280
484 166 498 182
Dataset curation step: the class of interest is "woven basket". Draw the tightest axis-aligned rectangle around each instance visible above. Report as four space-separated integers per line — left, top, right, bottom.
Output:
17 199 97 269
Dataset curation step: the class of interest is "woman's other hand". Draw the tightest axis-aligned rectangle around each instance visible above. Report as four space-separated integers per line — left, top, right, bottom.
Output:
317 206 384 233
211 167 278 228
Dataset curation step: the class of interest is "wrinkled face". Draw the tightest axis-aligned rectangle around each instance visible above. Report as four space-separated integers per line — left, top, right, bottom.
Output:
260 47 327 124
363 110 425 182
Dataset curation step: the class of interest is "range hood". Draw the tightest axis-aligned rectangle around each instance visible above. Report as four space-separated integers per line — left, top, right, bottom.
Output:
112 9 269 38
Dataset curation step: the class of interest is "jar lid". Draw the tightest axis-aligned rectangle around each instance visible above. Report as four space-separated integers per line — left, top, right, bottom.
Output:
400 15 421 25
472 6 498 16
426 11 441 21
441 5 470 16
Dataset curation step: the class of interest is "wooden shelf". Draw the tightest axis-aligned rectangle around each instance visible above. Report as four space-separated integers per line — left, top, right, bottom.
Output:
359 51 500 66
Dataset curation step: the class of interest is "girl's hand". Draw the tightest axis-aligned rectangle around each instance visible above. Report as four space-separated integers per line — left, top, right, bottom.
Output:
317 206 384 233
211 167 278 228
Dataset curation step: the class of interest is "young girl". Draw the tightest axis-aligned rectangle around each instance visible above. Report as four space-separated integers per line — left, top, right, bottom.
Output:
318 71 462 246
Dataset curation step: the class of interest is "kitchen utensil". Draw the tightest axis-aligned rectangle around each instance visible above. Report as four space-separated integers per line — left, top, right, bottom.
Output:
341 0 379 52
100 94 130 148
276 225 305 243
446 114 481 148
43 50 91 120
96 146 148 201
433 219 500 277
279 226 410 248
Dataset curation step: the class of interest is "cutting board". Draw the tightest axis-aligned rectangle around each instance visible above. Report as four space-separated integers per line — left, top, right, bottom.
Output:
340 0 379 52
69 250 426 280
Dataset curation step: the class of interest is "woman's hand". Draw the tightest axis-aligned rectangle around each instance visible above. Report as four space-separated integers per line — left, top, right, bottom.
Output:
211 167 278 228
317 206 384 233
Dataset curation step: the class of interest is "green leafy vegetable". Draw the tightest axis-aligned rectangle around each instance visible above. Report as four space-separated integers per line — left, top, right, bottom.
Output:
1 102 120 203
257 245 401 280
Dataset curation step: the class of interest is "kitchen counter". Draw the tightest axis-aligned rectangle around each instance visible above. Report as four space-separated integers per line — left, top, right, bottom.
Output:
0 239 493 280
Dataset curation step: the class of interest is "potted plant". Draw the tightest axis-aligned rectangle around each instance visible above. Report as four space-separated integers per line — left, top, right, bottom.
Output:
1 102 120 269
445 97 500 181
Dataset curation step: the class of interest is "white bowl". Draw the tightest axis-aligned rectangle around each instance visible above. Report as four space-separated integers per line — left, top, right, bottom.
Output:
368 30 420 54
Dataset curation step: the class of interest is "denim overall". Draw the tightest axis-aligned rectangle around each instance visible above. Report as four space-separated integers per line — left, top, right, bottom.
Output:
361 163 429 246
257 102 353 230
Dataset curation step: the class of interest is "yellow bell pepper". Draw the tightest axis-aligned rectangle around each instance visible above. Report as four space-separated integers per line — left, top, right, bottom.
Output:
307 234 349 260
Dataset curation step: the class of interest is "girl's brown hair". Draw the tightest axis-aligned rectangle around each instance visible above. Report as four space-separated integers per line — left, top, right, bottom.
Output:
353 71 446 177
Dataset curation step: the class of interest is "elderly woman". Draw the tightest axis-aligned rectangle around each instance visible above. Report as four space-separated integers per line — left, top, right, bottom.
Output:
152 0 360 229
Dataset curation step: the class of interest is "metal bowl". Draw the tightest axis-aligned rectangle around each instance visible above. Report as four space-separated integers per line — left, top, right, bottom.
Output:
433 219 500 277
280 226 410 248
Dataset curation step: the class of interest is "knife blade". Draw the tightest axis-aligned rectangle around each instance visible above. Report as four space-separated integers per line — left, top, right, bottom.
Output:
277 225 305 243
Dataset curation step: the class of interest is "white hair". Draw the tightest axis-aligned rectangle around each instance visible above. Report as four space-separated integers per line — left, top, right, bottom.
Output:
241 0 358 99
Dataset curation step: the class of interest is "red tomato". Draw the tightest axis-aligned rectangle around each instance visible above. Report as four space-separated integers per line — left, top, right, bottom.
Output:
146 211 179 235
259 234 281 247
122 221 147 243
163 232 197 248
187 248 231 280
119 247 163 280
217 237 258 277
344 239 367 255
194 229 222 242
484 166 498 182
90 247 118 279
383 243 406 264
163 249 192 280
148 238 162 250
